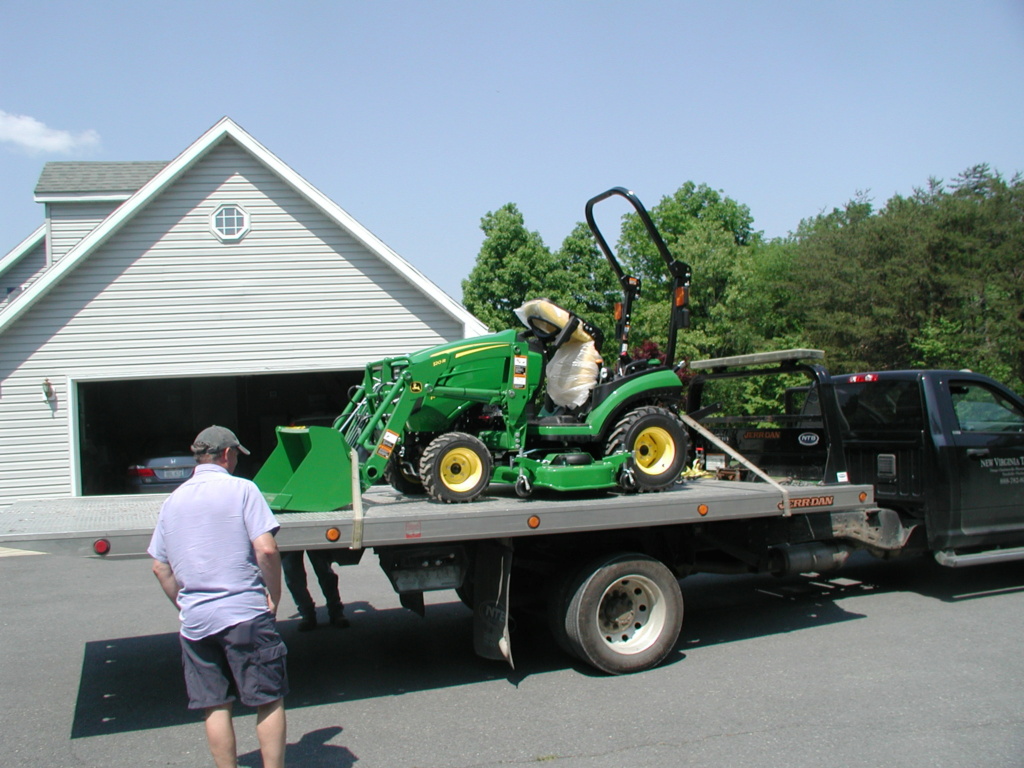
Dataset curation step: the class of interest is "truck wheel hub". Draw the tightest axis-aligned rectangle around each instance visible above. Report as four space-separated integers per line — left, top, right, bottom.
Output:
595 575 666 653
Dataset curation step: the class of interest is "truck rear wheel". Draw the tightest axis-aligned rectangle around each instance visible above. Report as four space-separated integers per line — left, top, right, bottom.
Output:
553 553 683 674
419 432 493 503
606 406 688 491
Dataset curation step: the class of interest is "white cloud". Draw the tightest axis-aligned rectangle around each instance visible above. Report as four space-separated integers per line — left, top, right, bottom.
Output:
0 110 100 154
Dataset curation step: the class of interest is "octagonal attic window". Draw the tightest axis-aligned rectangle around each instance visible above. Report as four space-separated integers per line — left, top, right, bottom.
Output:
211 204 249 242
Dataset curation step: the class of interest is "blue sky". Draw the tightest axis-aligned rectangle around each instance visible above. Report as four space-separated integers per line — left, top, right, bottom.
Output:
2 1 1022 300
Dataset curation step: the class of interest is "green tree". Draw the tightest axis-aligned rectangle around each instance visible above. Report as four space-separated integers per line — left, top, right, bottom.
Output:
461 203 554 331
714 238 804 357
913 166 1024 387
792 167 1024 389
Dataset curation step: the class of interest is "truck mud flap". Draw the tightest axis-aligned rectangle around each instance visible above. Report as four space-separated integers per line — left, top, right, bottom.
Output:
254 426 354 512
472 539 514 669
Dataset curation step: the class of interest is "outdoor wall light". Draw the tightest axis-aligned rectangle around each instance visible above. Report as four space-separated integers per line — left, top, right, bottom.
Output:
42 378 55 402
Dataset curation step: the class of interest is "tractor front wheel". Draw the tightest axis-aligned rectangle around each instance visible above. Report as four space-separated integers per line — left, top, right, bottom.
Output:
420 432 493 503
385 445 425 495
606 406 688 491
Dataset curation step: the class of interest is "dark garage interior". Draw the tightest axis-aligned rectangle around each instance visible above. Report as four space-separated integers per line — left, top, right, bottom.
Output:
77 370 362 495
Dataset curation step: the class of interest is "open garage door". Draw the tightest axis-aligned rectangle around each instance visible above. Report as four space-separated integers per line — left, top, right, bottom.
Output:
77 370 362 495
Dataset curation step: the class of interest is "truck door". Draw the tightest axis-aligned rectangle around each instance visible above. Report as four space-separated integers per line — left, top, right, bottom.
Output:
945 378 1024 537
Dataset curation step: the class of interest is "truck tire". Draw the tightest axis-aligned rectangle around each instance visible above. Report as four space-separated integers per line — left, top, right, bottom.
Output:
546 567 580 658
606 406 688 491
556 553 683 675
419 432 493 503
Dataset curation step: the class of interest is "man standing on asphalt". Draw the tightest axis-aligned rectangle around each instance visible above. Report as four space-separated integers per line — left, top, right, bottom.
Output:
149 426 288 768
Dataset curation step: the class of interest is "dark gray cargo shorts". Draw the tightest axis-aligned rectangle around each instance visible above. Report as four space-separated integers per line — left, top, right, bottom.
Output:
180 612 289 710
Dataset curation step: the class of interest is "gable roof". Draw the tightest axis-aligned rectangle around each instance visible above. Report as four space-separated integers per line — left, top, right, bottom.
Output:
35 162 169 200
0 117 486 336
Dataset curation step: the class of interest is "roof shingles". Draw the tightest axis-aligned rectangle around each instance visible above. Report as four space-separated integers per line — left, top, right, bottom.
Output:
34 161 168 196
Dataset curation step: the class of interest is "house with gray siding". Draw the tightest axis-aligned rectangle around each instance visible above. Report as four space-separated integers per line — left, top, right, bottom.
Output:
0 117 485 507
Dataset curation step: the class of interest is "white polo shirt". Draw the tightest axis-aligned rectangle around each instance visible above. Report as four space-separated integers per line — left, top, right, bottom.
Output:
148 463 280 640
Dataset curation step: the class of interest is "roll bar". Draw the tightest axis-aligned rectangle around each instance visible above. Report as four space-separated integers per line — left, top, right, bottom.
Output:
585 187 692 368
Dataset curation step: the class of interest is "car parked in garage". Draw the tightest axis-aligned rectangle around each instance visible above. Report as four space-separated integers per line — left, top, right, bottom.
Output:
126 453 196 493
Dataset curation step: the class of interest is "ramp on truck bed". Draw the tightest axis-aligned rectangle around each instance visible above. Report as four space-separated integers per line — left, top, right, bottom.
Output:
0 479 874 558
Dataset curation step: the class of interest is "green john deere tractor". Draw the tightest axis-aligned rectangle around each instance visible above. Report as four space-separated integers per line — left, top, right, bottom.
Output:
255 188 693 510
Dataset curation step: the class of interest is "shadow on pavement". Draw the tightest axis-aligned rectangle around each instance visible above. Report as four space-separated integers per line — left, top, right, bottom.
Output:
238 727 356 768
679 552 1024 650
71 553 1024 738
71 598 568 739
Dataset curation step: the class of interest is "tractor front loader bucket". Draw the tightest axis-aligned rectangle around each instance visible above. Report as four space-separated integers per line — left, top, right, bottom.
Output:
254 426 354 512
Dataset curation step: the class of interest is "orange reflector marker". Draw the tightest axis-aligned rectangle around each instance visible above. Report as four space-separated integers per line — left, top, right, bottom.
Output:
325 528 342 542
697 504 709 516
527 515 541 529
93 538 111 556
859 492 868 503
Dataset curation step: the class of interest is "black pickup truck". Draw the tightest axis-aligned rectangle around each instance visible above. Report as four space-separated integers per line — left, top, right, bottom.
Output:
687 350 1024 568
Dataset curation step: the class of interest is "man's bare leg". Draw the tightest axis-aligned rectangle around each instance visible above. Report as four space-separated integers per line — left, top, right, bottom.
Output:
256 698 287 768
204 704 237 768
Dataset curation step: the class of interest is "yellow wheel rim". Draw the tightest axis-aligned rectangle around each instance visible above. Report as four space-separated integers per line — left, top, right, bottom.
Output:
440 446 485 492
633 426 676 475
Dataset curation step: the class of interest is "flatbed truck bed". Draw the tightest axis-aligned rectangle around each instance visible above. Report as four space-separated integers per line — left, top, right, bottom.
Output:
0 479 873 558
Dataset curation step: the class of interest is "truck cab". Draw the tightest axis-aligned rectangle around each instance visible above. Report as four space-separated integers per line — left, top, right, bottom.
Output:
830 370 1024 553
688 351 1024 566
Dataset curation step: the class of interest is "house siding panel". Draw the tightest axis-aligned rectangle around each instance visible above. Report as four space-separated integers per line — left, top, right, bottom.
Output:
47 201 120 261
0 138 464 506
1 239 46 303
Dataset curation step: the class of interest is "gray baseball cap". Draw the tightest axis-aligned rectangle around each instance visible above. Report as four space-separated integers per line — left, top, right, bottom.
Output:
191 425 251 455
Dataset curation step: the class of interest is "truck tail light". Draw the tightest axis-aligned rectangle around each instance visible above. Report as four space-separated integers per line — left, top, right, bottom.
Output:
93 538 111 555
846 374 880 384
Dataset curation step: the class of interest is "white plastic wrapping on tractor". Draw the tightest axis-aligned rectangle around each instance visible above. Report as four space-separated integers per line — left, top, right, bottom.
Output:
515 299 603 409
546 340 602 408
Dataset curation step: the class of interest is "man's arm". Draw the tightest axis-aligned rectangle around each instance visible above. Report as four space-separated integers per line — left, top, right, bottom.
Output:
152 560 181 608
253 532 282 616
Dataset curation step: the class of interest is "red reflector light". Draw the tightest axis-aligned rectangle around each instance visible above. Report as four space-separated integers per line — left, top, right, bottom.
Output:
847 374 880 384
127 466 156 478
93 538 111 555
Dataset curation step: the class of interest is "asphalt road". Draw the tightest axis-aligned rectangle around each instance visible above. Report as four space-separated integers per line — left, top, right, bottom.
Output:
1 546 1022 768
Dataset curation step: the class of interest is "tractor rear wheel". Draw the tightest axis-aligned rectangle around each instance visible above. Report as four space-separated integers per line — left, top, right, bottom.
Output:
606 406 688 491
419 432 493 503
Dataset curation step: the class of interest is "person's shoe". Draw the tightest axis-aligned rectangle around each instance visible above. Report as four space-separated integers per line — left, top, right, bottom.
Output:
297 613 318 631
328 608 350 629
